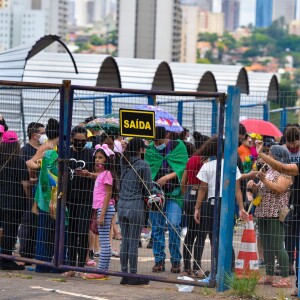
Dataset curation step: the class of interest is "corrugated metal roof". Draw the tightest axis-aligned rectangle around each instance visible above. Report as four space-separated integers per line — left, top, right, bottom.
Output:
170 62 249 94
247 72 279 101
115 57 174 91
170 62 217 92
24 53 121 87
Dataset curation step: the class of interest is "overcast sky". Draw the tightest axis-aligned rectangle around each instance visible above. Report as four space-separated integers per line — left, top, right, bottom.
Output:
213 0 256 26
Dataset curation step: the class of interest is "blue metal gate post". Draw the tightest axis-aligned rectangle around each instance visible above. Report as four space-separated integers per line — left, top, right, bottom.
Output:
211 99 218 136
210 94 226 285
263 102 269 121
55 80 74 266
217 86 241 291
177 101 183 125
280 108 287 132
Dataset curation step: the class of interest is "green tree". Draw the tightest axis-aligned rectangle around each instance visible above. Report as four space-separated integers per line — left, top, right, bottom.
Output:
90 34 104 46
266 17 287 40
75 42 90 53
277 73 297 108
222 32 237 50
198 32 218 43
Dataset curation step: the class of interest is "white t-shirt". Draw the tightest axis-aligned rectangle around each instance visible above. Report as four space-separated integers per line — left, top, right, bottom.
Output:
196 159 241 199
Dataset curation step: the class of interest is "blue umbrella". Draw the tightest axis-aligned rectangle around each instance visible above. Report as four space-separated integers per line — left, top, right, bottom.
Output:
133 105 183 132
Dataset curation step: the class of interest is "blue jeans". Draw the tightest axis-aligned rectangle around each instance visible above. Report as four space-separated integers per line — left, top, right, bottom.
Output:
150 199 182 264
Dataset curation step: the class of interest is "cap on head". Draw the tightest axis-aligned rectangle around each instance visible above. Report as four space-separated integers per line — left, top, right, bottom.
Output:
2 131 18 143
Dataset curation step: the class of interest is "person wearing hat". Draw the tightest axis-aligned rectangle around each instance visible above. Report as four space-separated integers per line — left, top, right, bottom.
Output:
145 126 188 273
248 144 293 288
0 131 30 270
118 137 152 285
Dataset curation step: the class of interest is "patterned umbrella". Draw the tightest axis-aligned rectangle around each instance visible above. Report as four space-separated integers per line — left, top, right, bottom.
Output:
85 113 119 135
133 105 183 132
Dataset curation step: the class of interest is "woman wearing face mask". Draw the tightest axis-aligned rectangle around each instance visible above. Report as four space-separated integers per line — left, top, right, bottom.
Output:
62 126 96 277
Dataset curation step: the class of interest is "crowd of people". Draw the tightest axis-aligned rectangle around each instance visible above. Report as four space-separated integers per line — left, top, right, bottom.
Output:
0 113 299 294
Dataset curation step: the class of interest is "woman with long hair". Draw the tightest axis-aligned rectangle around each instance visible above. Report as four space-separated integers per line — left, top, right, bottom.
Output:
0 131 29 270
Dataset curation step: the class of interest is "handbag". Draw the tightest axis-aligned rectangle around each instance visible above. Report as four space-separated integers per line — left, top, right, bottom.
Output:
279 206 292 223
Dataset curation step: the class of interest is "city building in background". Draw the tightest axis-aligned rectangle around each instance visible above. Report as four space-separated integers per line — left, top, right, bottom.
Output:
181 5 198 62
117 0 182 62
272 0 295 25
289 19 300 35
0 0 68 52
70 0 116 27
255 0 272 27
256 0 296 28
198 11 224 35
222 0 240 32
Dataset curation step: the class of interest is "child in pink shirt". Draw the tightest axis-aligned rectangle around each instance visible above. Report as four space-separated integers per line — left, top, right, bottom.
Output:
88 144 117 279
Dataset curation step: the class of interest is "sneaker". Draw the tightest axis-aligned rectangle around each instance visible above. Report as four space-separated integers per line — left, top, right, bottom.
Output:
0 260 25 271
258 258 265 268
111 250 120 257
127 277 150 285
152 261 165 272
120 277 129 284
147 238 153 249
289 265 295 276
89 250 94 260
171 262 181 273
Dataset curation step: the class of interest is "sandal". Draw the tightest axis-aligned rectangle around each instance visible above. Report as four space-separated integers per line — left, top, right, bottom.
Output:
193 270 205 278
81 273 110 280
113 233 122 240
86 260 96 267
272 277 292 288
291 289 298 297
61 271 76 278
182 269 192 276
258 276 274 285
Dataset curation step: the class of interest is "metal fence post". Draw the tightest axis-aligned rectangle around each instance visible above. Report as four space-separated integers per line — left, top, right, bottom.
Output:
55 80 74 266
210 93 226 286
211 99 218 136
280 108 287 132
217 86 241 291
177 101 183 125
263 101 269 121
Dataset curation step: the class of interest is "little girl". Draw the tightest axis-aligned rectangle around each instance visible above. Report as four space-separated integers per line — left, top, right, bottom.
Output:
91 143 117 279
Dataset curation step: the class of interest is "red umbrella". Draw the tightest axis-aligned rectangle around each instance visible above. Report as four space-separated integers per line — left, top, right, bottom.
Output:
240 119 282 137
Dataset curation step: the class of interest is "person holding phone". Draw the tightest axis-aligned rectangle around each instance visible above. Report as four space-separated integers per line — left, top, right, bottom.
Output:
247 144 293 288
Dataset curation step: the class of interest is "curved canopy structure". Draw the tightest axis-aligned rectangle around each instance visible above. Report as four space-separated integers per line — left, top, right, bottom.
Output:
24 53 121 87
247 72 279 101
170 62 217 92
115 57 174 91
0 35 77 82
170 62 249 94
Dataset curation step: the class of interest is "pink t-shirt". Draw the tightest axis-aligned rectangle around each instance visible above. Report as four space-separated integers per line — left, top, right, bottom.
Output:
93 170 115 209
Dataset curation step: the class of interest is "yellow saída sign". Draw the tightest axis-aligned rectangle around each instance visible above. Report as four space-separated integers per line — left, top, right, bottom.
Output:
119 109 155 138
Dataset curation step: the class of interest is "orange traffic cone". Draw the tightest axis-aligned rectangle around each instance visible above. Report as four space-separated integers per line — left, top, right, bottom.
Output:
235 214 259 278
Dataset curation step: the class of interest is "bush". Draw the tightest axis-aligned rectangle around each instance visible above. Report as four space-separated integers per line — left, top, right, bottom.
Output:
225 272 260 298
